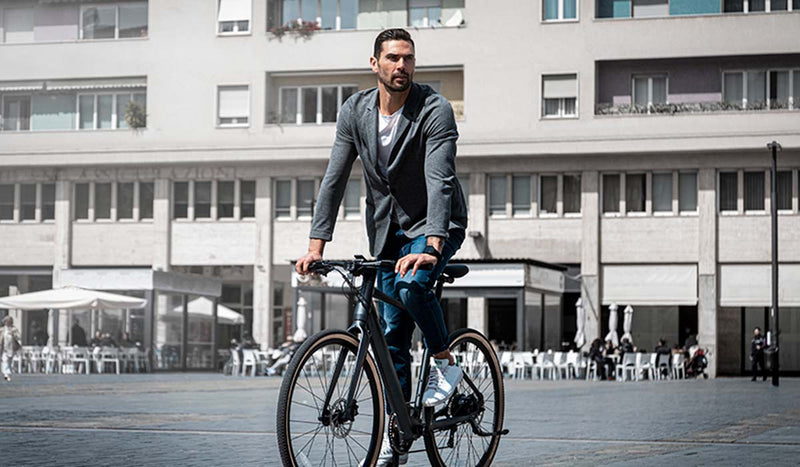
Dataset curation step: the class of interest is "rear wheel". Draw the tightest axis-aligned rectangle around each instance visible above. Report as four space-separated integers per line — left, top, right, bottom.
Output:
277 329 385 466
423 328 505 466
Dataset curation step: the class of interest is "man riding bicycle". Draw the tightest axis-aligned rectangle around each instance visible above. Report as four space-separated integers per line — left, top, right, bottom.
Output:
295 28 468 465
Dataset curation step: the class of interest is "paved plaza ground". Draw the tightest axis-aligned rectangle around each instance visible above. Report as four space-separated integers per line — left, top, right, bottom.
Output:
0 373 799 466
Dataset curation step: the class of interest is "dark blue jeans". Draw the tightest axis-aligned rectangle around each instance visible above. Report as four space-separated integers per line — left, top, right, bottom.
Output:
377 228 465 403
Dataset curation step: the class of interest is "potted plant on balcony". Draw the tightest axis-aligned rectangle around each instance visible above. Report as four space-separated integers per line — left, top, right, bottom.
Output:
124 101 146 130
269 19 321 40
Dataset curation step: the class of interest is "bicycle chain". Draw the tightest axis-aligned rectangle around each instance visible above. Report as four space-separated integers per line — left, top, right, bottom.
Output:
387 413 413 454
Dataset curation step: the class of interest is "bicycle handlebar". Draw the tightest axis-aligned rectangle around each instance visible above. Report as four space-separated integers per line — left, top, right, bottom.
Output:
308 257 396 276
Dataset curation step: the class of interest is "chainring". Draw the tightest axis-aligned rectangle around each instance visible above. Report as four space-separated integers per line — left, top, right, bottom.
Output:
388 413 414 454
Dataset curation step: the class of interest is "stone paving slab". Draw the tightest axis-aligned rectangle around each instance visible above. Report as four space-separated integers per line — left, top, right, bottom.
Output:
0 374 798 466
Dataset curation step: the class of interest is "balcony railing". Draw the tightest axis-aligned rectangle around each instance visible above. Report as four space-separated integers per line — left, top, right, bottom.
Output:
596 100 798 116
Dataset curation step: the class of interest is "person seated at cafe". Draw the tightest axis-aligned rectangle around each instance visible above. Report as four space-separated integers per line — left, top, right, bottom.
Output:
99 332 117 348
71 319 88 347
618 337 634 359
654 338 672 376
90 331 103 348
119 332 136 348
31 322 49 346
589 338 613 380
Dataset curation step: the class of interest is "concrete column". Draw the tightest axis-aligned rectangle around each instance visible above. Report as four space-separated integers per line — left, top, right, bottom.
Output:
698 168 718 377
53 180 72 345
580 171 601 351
467 296 487 336
152 179 171 271
253 177 274 347
462 173 488 259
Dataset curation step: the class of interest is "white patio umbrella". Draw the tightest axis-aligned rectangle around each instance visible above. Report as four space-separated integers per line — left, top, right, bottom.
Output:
169 296 244 325
605 303 619 347
573 298 586 349
621 305 634 344
0 286 146 310
293 297 308 342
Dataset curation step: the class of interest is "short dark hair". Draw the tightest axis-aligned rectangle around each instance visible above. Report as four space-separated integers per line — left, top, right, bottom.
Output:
373 28 414 58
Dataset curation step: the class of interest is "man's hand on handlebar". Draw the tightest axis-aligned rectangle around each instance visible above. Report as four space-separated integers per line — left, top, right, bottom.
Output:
296 239 325 275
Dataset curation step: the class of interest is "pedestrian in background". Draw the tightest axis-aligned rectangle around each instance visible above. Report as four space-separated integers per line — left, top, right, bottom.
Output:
1 316 21 382
750 327 767 382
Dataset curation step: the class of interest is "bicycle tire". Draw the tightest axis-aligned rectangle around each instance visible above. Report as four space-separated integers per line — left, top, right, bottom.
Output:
423 328 505 467
277 329 385 466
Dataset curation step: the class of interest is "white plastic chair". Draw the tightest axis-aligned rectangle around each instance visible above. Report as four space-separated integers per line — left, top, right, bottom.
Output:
70 347 91 374
617 352 638 381
565 351 581 379
636 353 654 381
43 346 61 374
534 352 557 380
655 353 671 380
672 353 686 379
499 351 512 378
99 347 121 374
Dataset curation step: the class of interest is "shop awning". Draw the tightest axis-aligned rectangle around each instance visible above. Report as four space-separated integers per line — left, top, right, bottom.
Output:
0 286 146 310
602 265 697 306
719 264 800 307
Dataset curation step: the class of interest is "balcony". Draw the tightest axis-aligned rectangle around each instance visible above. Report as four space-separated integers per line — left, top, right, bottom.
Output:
265 0 465 33
595 55 800 117
265 67 464 125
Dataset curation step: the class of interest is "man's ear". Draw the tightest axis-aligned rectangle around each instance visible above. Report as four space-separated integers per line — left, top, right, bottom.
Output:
369 55 379 72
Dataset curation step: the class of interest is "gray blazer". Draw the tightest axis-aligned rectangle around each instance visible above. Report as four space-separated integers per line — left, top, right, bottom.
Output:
309 83 467 257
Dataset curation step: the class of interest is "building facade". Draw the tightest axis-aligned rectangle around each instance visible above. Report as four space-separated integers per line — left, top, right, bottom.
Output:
1 0 799 375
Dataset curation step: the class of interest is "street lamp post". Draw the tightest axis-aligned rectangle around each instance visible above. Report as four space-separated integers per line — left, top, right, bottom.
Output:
768 141 781 387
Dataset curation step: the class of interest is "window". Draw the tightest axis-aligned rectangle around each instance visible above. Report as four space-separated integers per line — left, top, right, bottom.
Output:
278 85 358 124
409 0 442 27
3 8 34 43
75 183 90 220
117 182 134 220
2 96 31 131
626 173 645 213
268 0 358 30
218 0 251 34
139 182 154 220
776 170 792 211
275 180 291 219
0 185 14 220
78 94 114 129
723 70 768 110
769 70 790 109
218 86 249 126
652 173 672 213
632 75 667 111
296 180 315 218
173 182 189 219
542 74 577 118
344 179 360 219
679 172 697 212
240 180 256 218
632 0 668 17
543 0 577 20
218 181 235 218
20 184 36 221
744 171 765 212
602 174 620 214
81 2 148 40
719 171 738 212
194 181 212 219
32 94 77 131
539 175 557 215
511 176 531 216
42 183 55 221
563 174 581 214
94 183 112 219
723 0 780 12
488 175 507 217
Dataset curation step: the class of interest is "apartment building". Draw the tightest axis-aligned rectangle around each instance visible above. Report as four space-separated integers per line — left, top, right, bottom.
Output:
0 0 798 375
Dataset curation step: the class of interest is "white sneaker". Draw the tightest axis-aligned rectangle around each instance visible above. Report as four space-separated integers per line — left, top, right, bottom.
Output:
422 359 463 407
361 430 408 466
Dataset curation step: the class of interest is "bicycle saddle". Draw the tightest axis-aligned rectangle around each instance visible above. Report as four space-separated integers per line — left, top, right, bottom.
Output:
442 264 469 279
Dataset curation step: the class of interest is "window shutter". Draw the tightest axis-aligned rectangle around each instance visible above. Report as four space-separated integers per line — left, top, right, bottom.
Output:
218 0 252 22
543 74 577 99
218 86 249 119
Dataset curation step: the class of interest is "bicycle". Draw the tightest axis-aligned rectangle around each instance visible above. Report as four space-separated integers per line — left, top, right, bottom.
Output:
277 256 507 466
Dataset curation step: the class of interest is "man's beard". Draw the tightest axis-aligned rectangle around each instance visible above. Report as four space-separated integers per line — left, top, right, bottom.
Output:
379 71 412 93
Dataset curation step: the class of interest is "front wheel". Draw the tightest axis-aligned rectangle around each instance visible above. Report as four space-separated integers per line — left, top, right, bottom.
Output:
423 328 505 466
277 329 385 466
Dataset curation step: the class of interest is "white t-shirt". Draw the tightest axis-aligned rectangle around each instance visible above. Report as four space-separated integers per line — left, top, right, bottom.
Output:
377 106 404 178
